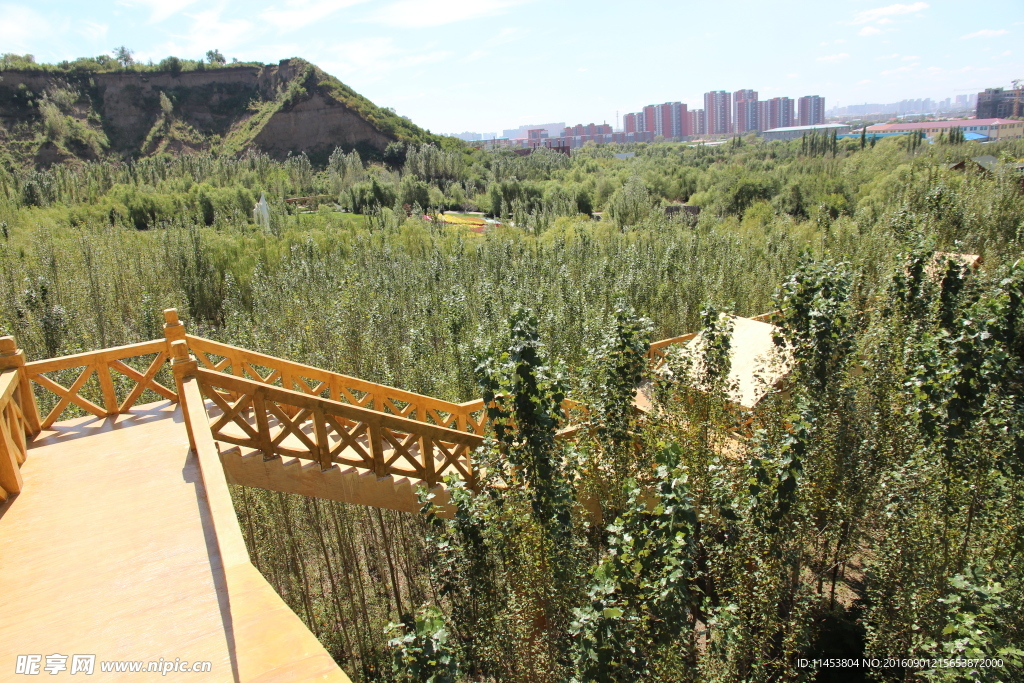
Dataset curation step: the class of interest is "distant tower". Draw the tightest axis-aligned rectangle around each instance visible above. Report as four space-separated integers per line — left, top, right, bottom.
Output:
797 95 825 125
733 89 759 133
704 91 732 135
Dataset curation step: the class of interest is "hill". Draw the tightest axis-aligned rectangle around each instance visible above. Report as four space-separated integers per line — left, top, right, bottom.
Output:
0 56 441 168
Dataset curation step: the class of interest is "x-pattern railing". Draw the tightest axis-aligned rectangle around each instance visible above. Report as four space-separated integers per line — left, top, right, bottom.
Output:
23 340 177 429
196 368 483 487
185 334 488 436
2 308 783 498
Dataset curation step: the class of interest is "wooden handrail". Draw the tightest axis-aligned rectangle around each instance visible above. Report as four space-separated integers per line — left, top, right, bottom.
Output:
23 339 176 430
195 367 484 487
0 368 29 502
169 341 351 682
185 334 489 435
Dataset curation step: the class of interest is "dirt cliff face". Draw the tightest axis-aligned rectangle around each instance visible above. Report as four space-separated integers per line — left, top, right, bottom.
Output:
252 94 392 162
0 59 404 167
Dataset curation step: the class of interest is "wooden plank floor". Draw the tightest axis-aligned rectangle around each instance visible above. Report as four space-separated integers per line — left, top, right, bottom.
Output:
0 401 237 680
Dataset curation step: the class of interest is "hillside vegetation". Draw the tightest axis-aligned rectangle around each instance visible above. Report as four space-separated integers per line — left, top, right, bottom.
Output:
0 54 440 169
1 131 1023 681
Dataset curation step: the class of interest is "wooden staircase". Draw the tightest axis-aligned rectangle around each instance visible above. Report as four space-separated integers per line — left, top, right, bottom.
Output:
0 307 784 681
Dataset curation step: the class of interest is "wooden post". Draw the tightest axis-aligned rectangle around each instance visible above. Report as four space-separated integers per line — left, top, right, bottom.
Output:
0 336 41 436
170 340 199 452
421 436 435 487
98 362 118 416
163 308 186 345
313 407 331 471
369 423 387 478
252 390 274 460
0 380 24 498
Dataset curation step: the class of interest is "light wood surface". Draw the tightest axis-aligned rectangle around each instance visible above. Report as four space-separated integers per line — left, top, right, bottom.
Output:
0 401 349 682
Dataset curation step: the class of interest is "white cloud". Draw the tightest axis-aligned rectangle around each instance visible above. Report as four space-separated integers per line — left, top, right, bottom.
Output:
881 62 919 76
120 0 201 23
901 55 919 60
77 20 108 43
859 26 883 36
852 2 928 25
260 0 370 32
366 0 533 28
857 79 872 85
818 53 850 63
0 4 56 48
787 73 799 78
875 52 900 60
1002 50 1012 56
322 37 454 83
960 29 1009 39
153 7 254 59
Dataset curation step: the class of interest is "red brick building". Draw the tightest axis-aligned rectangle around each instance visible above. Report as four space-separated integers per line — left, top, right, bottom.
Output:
704 90 732 135
733 89 759 133
690 109 706 136
797 95 825 126
758 97 795 131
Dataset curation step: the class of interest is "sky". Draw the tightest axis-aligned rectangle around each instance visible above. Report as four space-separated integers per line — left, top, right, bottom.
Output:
1 0 1022 134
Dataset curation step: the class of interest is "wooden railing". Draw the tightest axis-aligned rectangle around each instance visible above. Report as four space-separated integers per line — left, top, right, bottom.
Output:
187 357 484 487
22 340 177 430
0 307 784 500
0 367 30 502
647 332 699 369
184 334 489 437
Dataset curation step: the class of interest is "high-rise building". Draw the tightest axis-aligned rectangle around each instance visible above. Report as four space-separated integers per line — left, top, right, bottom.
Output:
564 123 613 137
642 105 656 134
756 101 771 132
759 97 795 130
797 96 825 126
977 87 1024 119
689 109 706 136
733 89 759 133
623 113 638 134
648 102 688 138
704 91 732 135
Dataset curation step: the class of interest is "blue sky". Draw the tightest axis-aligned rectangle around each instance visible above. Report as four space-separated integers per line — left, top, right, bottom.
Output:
2 0 1021 134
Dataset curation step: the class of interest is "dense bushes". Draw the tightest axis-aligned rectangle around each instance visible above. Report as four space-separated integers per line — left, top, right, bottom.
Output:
0 135 1022 681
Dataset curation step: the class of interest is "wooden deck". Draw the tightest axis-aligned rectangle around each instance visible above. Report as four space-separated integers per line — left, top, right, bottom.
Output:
0 401 348 682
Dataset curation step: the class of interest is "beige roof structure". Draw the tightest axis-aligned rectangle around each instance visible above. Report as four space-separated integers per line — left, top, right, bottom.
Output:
637 314 792 413
682 315 791 410
926 252 982 280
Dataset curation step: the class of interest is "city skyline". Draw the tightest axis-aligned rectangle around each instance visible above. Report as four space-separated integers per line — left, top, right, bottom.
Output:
1 0 1021 134
448 86 984 141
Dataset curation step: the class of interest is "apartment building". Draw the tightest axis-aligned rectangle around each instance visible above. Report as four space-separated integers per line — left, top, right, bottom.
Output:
734 89 759 133
690 109 706 136
977 88 1024 119
758 97 795 131
704 90 732 135
564 123 613 137
797 95 825 126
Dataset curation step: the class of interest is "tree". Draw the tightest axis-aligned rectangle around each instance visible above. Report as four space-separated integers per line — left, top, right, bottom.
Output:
158 56 182 75
205 49 226 65
113 46 134 68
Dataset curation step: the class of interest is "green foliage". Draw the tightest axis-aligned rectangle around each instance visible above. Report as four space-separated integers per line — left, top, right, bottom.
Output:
387 606 462 683
571 447 699 682
585 303 652 449
1 132 1023 683
476 306 570 524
